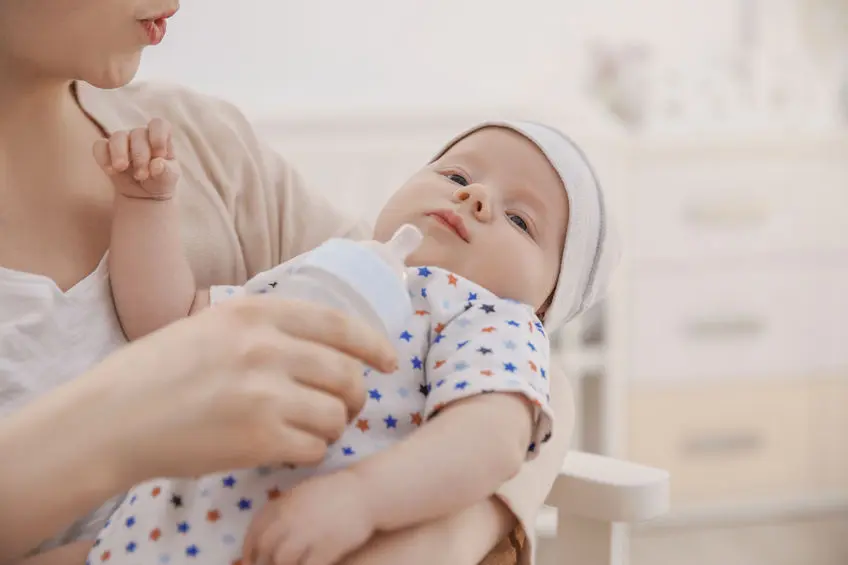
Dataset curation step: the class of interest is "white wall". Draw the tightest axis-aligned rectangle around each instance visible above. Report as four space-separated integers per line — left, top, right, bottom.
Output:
135 0 794 119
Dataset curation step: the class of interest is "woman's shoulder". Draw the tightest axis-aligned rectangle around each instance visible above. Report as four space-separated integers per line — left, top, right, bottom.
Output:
79 81 245 125
78 81 260 172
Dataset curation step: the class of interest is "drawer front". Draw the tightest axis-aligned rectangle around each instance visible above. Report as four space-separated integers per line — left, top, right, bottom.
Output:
624 154 848 260
810 379 848 491
629 263 848 382
627 381 812 507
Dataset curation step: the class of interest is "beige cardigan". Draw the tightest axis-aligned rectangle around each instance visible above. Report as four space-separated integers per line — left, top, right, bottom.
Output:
76 81 574 565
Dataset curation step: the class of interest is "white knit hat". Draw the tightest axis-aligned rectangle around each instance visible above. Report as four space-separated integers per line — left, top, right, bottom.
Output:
431 120 621 331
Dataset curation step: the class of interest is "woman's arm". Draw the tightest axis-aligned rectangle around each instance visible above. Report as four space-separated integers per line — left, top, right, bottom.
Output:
0 377 129 563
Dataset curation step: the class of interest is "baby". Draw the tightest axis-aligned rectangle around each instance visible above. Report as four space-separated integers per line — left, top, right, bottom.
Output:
77 119 617 565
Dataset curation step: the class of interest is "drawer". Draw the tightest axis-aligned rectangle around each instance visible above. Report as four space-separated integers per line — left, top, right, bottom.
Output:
627 380 813 507
810 379 848 491
624 151 848 260
629 263 848 383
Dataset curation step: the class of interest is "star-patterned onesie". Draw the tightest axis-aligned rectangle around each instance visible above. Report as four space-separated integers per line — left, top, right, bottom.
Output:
86 264 554 565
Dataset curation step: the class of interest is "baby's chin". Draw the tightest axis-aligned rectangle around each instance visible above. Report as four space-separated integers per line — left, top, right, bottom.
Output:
402 235 456 269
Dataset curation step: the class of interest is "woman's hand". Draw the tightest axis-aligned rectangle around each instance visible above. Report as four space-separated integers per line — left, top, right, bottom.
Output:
98 295 398 482
0 296 396 561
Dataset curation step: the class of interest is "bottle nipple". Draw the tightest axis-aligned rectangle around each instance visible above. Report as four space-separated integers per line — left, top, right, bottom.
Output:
385 224 423 261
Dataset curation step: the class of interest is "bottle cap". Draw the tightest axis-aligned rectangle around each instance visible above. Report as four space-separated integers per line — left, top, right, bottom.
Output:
293 225 423 337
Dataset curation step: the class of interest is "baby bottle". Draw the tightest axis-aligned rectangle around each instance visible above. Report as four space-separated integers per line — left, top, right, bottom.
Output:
272 224 423 339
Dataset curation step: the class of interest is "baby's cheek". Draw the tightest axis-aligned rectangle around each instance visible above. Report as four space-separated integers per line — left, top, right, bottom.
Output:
504 252 557 309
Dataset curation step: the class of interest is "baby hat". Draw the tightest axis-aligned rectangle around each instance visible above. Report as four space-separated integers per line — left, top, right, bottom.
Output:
430 120 621 331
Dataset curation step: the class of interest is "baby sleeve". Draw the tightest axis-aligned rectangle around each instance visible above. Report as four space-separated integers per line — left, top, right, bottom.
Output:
208 256 305 304
423 298 554 458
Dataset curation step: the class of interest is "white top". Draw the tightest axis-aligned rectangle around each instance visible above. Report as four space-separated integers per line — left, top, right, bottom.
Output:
0 257 128 549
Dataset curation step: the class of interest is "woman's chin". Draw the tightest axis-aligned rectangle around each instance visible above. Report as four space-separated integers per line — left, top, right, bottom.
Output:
82 52 143 90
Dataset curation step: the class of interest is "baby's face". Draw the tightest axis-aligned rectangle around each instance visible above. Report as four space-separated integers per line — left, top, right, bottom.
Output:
374 127 569 313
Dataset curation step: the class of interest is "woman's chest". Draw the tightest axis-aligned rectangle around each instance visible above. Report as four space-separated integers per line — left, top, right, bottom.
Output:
0 191 113 292
0 260 126 416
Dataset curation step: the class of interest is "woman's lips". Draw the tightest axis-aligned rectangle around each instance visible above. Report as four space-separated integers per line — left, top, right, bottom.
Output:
140 17 168 45
139 8 177 46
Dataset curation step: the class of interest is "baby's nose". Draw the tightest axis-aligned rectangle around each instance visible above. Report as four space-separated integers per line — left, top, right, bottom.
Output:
454 184 492 222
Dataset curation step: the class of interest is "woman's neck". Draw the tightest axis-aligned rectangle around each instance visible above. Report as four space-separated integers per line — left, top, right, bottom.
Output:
0 65 105 198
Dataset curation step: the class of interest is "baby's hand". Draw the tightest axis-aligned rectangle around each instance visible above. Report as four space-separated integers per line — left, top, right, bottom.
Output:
243 470 375 565
93 118 180 200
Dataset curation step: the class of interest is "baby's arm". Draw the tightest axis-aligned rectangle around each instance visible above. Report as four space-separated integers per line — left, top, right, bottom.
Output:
352 299 553 531
94 119 208 341
351 392 534 532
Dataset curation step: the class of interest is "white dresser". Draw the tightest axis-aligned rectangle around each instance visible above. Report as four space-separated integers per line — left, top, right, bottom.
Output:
602 133 848 522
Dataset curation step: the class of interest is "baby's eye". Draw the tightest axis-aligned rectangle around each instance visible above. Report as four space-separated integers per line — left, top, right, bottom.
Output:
508 213 530 233
447 173 469 186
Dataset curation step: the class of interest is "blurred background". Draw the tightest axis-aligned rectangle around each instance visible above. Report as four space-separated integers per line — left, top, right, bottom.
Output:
136 1 848 563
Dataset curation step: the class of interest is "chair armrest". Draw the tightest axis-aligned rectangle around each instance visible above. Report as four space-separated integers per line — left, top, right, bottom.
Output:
546 451 670 523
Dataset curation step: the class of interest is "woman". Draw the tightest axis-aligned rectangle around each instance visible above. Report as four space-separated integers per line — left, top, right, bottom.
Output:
0 1 574 564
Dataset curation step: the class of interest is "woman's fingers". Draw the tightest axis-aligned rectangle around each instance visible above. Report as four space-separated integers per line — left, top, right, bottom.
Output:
267 422 328 467
229 297 398 374
276 336 368 420
279 384 349 443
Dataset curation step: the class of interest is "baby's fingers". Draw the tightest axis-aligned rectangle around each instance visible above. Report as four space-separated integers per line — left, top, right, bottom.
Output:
108 130 131 172
273 534 307 565
129 127 152 181
243 504 284 565
92 139 113 174
148 118 172 159
149 157 167 178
